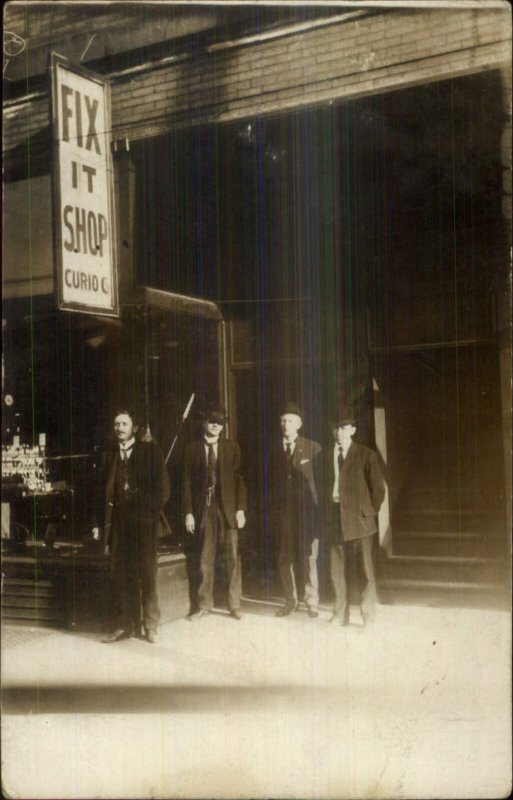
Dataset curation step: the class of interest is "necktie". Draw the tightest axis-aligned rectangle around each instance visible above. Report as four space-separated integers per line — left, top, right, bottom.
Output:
338 446 344 470
120 448 131 491
285 443 292 461
207 443 217 487
120 445 133 461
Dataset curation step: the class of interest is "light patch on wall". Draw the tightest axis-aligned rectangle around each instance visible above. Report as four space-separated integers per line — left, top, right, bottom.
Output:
3 175 54 296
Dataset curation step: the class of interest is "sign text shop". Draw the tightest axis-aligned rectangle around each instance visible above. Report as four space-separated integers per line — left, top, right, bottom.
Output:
51 56 118 316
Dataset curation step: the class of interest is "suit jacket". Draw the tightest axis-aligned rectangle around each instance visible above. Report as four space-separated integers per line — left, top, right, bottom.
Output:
182 437 247 530
270 435 322 546
324 441 385 543
101 440 170 547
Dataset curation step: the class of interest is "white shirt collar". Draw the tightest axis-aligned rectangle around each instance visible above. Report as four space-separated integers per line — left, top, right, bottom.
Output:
120 437 135 452
334 440 352 459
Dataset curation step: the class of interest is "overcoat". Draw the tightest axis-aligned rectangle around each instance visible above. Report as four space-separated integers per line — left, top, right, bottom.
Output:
325 441 385 544
270 435 322 551
101 440 170 553
182 437 247 529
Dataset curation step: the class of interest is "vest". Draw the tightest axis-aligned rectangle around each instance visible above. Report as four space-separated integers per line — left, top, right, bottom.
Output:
114 451 137 503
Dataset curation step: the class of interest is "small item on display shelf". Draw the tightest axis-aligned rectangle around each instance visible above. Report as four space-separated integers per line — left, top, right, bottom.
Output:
1 434 51 497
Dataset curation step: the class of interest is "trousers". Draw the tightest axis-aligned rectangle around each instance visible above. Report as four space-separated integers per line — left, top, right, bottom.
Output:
278 536 319 610
198 496 241 611
330 512 377 621
110 503 159 633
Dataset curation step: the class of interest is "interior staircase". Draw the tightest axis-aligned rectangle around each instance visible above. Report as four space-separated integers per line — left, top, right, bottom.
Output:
378 492 510 609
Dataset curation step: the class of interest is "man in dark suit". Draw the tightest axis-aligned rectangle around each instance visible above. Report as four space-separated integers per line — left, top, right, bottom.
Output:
95 407 169 643
182 404 247 620
326 405 385 627
271 402 322 618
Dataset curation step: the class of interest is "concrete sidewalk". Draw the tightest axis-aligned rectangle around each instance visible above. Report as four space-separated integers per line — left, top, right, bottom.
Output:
2 602 511 799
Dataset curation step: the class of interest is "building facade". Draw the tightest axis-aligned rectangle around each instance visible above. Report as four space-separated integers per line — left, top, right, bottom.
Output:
3 1 511 618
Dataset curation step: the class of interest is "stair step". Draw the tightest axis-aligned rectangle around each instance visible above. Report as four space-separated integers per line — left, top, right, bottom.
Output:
2 577 54 587
2 595 62 609
397 491 503 507
378 577 509 610
2 587 59 599
2 583 58 598
380 554 508 583
392 532 505 557
1 572 65 623
2 606 66 621
394 510 505 534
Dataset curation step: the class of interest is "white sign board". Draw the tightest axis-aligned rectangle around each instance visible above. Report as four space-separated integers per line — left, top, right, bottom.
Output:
51 54 119 316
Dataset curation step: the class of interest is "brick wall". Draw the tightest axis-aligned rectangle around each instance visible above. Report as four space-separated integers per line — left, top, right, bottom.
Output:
110 8 512 136
4 7 511 152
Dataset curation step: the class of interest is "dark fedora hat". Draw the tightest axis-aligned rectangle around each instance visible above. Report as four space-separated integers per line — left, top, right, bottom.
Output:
200 403 228 424
281 401 303 419
331 404 356 427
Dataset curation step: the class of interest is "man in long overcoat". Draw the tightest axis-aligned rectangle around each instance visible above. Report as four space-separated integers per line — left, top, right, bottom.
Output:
182 404 247 620
271 402 322 618
325 405 385 626
95 407 169 643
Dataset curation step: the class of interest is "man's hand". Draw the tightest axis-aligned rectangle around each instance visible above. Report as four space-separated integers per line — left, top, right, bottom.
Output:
185 513 195 533
104 544 110 557
236 510 246 529
92 527 101 541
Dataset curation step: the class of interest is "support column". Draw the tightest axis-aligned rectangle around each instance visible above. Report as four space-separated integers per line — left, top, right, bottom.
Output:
113 142 137 307
497 67 512 535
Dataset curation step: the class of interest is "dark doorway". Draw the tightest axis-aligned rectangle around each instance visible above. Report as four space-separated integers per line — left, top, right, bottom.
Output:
380 344 505 519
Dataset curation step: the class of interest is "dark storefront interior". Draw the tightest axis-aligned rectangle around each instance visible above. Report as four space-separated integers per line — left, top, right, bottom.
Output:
2 295 220 548
133 70 507 552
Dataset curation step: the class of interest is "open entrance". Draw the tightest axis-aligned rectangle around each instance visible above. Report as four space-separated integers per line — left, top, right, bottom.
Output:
378 345 505 526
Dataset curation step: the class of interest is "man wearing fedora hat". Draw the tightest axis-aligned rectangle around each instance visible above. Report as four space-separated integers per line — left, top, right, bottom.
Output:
326 404 385 627
182 403 247 620
271 402 322 618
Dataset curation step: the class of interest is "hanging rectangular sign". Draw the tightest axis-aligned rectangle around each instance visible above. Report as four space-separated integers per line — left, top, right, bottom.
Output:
50 53 119 316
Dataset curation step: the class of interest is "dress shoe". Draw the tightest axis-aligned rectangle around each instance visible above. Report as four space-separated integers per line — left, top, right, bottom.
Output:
329 609 350 626
361 611 376 628
275 605 297 617
230 610 242 620
188 608 211 621
146 630 158 644
102 629 130 643
307 608 319 619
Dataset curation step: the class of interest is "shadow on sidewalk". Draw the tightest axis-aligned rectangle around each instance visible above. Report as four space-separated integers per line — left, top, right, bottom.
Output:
3 682 349 715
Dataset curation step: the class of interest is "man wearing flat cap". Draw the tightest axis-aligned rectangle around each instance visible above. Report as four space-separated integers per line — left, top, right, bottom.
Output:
182 404 247 620
326 404 385 627
271 402 322 618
